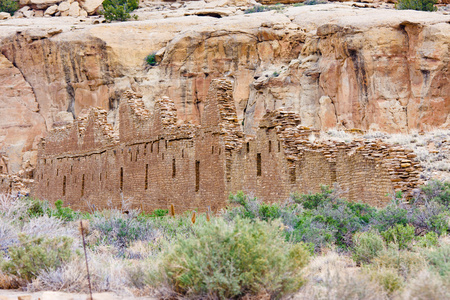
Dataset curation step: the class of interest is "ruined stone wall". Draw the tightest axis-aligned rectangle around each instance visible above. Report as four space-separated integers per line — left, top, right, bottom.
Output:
32 79 423 212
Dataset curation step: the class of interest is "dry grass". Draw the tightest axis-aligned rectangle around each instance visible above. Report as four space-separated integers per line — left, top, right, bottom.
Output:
295 251 388 300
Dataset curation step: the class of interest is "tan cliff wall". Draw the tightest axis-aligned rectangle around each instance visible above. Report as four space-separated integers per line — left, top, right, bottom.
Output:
0 6 449 178
32 79 422 211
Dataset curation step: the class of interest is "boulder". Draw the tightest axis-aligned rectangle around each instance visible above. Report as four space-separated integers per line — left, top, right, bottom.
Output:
44 4 58 15
79 8 88 17
0 12 11 20
27 0 63 9
68 1 80 16
79 0 104 15
23 9 35 18
34 10 44 17
58 1 70 12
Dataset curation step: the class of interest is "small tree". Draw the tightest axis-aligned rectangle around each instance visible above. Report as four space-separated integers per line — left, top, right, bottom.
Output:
102 0 138 22
0 0 19 16
396 0 437 11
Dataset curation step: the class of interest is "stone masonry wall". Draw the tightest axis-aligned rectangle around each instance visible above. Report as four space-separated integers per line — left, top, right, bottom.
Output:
32 79 423 212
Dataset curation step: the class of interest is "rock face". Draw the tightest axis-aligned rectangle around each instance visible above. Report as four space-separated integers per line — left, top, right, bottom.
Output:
0 53 45 174
0 5 449 176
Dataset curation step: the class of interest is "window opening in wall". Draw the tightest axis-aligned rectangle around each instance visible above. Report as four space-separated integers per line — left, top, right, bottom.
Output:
62 176 66 196
144 144 147 156
44 159 46 165
145 164 148 190
57 169 59 176
151 143 153 153
247 142 250 153
165 140 168 149
290 167 296 184
278 141 281 152
162 153 164 160
157 141 160 153
195 160 200 192
172 158 176 178
136 150 139 161
120 167 124 191
130 152 133 162
182 149 184 158
81 174 85 197
100 173 102 182
257 153 261 176
269 141 272 153
211 146 214 154
219 148 221 155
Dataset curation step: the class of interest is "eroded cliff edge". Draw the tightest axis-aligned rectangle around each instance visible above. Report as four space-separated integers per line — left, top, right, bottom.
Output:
0 4 449 176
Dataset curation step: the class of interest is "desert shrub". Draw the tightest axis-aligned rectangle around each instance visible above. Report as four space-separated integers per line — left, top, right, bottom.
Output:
415 231 439 248
372 203 409 232
422 243 450 278
396 0 436 11
411 201 449 235
90 210 156 255
244 5 285 14
312 201 369 247
24 198 49 219
0 0 18 15
421 180 450 207
290 215 336 251
304 0 328 4
403 270 450 300
369 268 404 295
293 185 333 209
145 53 157 67
227 191 283 221
102 0 138 22
160 217 310 299
1 234 73 282
353 230 385 264
373 247 426 279
380 224 415 250
0 218 17 251
299 251 387 300
49 200 79 222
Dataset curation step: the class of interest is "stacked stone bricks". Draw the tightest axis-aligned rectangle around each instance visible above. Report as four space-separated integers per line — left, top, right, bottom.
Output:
33 79 422 212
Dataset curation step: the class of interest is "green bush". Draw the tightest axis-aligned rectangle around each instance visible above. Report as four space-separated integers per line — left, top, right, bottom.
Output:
1 234 73 281
102 0 138 22
91 210 156 255
50 200 79 222
161 217 310 298
373 204 409 232
244 4 285 14
145 53 157 67
396 0 436 11
421 180 450 207
415 231 439 248
353 230 385 264
293 185 333 209
0 0 19 16
380 224 415 250
423 244 450 278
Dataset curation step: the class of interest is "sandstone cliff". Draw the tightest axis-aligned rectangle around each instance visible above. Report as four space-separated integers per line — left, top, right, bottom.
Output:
0 4 449 175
